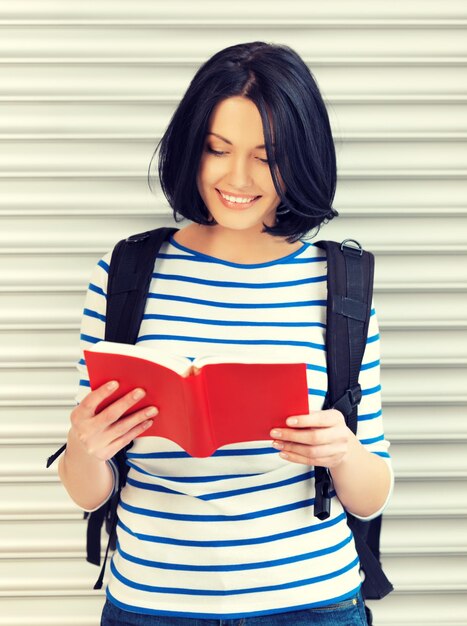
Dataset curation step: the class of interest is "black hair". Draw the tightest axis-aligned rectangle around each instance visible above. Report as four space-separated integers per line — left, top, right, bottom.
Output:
149 41 338 242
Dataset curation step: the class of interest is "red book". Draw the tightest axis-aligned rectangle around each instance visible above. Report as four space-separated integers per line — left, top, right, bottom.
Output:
84 341 309 457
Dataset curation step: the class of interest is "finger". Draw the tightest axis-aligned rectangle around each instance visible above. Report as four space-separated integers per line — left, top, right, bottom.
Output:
274 439 346 466
283 410 344 429
97 387 149 427
108 405 158 440
276 448 312 466
83 406 157 458
276 446 343 468
272 439 329 458
270 427 333 446
101 416 155 460
73 387 151 441
77 380 121 418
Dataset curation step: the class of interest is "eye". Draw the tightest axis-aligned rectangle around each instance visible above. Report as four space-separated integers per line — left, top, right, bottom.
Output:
206 146 225 156
206 145 269 163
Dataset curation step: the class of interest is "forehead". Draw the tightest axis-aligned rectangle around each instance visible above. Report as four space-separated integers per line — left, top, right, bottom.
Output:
207 96 270 146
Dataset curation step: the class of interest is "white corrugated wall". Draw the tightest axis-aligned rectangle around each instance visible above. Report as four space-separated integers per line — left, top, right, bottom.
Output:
0 1 466 624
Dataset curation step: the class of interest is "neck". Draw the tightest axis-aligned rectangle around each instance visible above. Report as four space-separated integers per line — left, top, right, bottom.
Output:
180 223 301 264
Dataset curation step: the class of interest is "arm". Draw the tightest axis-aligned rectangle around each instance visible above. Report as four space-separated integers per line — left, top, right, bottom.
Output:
328 424 392 518
58 382 157 511
270 307 393 519
328 307 393 518
58 426 114 513
58 254 157 511
271 411 392 518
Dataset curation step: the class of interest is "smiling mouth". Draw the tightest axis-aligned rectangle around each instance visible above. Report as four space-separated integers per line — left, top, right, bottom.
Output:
216 189 261 207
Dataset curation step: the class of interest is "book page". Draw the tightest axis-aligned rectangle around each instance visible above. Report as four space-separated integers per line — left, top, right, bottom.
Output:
87 342 306 378
86 341 193 376
192 352 308 368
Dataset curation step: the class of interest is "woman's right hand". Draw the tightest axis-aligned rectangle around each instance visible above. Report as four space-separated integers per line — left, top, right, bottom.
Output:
68 381 158 462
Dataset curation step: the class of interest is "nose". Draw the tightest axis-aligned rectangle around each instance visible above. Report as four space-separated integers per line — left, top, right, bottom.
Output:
226 155 253 189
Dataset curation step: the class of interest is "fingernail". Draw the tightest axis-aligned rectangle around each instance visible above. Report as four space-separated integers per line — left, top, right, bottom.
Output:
133 388 145 400
286 417 298 426
270 429 281 438
107 381 119 391
279 452 289 459
143 419 153 429
272 441 284 450
145 407 158 417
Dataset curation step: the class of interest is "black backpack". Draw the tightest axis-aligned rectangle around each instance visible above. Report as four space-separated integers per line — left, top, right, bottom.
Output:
47 226 393 621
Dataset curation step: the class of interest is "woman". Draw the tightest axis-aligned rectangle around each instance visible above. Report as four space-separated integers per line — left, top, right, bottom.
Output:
58 41 393 625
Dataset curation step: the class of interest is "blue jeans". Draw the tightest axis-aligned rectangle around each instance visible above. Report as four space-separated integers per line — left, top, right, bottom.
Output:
100 591 368 625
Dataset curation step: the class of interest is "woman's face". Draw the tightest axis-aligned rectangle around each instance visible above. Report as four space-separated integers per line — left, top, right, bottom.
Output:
196 96 283 234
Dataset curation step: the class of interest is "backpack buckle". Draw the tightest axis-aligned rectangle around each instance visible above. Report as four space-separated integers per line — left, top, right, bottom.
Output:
341 239 363 256
346 384 362 408
332 386 362 419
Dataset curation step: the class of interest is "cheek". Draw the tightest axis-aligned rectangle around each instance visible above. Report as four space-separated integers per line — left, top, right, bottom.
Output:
263 173 282 200
198 157 225 186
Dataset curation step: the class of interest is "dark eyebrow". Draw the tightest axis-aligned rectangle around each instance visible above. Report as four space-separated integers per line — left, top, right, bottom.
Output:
207 132 273 150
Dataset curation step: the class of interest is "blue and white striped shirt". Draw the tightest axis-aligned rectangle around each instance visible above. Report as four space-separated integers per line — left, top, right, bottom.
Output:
76 234 392 619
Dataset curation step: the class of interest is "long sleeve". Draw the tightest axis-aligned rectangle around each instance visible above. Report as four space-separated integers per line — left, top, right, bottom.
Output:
73 252 119 511
75 253 111 405
352 305 394 520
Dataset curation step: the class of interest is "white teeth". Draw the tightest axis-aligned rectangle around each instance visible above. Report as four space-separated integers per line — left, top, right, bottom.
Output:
219 191 258 204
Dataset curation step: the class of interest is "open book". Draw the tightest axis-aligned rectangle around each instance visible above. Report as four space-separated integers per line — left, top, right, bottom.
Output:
84 341 309 457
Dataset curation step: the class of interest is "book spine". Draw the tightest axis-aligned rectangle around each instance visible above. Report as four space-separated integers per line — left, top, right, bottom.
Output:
184 370 216 457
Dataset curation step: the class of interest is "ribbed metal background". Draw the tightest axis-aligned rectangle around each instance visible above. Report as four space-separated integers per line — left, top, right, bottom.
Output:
0 1 466 624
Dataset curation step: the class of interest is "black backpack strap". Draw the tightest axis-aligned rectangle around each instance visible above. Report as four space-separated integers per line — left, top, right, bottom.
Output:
312 238 374 519
45 227 177 468
46 443 67 468
46 228 177 468
347 514 393 600
46 226 178 588
314 239 393 601
88 226 178 588
316 238 374 428
105 227 179 344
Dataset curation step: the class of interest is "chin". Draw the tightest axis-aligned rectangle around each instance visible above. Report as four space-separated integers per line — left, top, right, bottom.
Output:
207 210 275 232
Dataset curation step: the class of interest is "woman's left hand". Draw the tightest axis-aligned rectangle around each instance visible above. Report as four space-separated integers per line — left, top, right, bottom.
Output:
270 409 354 468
